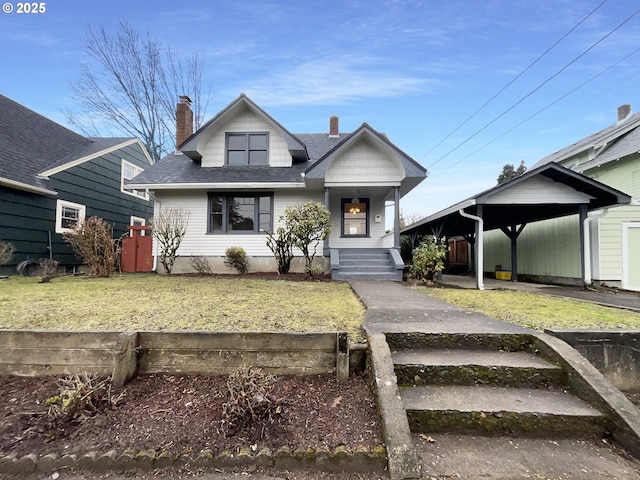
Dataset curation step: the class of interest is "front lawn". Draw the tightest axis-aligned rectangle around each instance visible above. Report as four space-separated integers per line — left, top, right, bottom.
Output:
0 274 366 340
420 286 640 330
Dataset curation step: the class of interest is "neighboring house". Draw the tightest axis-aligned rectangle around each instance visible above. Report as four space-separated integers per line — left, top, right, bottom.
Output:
128 94 427 280
482 105 640 291
0 94 154 274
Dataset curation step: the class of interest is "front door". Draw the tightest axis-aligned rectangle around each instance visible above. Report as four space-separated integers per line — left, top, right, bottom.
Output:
342 198 369 237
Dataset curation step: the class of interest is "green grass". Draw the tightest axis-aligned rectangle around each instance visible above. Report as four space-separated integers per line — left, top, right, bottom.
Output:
419 286 640 330
0 274 366 340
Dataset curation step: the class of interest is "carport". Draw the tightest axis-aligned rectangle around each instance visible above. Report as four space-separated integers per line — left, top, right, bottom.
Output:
402 162 631 290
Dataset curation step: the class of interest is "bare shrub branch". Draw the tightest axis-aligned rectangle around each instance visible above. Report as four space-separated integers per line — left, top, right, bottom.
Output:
152 208 189 274
0 241 15 266
63 217 121 277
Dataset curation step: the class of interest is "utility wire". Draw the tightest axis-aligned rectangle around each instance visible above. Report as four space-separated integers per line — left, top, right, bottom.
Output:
425 4 640 171
430 45 640 179
422 0 609 164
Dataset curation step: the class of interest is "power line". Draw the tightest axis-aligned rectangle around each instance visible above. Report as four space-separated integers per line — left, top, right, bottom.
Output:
421 0 609 165
425 4 640 171
430 44 640 179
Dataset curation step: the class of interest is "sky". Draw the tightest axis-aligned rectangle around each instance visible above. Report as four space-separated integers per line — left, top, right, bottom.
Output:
2 0 639 221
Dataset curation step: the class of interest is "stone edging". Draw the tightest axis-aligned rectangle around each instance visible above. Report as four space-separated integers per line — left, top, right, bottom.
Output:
0 445 387 475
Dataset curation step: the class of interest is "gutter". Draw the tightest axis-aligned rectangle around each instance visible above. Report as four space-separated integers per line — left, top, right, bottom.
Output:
458 209 484 290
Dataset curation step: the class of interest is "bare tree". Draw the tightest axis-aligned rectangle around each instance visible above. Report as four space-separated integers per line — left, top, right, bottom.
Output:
152 208 190 274
66 20 210 162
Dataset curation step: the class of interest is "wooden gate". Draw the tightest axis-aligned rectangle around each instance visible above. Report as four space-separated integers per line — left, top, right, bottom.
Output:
121 226 153 272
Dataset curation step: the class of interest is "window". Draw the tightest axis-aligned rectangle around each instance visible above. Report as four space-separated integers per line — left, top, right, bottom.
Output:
226 133 268 165
129 216 146 236
342 198 369 237
208 194 273 233
55 199 86 234
121 159 149 200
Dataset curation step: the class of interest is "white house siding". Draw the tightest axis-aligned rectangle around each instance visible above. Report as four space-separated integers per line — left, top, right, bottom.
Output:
152 189 324 273
327 189 388 248
325 141 404 185
483 215 582 281
199 111 292 167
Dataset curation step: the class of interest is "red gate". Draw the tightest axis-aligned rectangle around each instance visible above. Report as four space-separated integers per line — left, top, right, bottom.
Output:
121 226 153 272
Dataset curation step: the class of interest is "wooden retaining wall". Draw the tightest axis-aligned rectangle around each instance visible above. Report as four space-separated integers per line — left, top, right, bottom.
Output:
0 330 353 384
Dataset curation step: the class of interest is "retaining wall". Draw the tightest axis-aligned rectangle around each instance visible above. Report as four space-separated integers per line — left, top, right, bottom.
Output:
545 329 640 392
0 330 360 385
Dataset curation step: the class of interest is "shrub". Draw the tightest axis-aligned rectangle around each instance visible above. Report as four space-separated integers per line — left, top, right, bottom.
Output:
282 202 331 278
409 237 447 283
63 216 120 277
45 373 123 423
224 246 249 274
152 207 189 274
0 241 15 266
38 259 59 283
221 365 283 437
266 227 294 274
189 255 212 275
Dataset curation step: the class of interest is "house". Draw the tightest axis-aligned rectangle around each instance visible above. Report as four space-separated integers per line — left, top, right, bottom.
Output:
127 94 427 280
0 94 154 275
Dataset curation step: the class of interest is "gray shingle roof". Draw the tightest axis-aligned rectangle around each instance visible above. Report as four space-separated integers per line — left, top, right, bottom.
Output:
533 111 640 169
0 94 135 192
130 133 348 187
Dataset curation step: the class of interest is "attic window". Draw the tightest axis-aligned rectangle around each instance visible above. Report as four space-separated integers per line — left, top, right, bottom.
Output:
226 133 268 165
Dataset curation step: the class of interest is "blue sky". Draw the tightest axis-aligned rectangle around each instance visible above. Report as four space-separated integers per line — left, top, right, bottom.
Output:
2 0 639 220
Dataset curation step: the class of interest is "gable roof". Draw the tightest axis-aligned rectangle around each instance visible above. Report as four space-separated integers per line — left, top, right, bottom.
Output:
403 162 631 238
179 94 308 163
0 94 149 195
533 111 640 171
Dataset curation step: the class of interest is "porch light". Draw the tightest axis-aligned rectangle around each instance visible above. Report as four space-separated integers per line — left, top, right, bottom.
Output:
349 206 361 214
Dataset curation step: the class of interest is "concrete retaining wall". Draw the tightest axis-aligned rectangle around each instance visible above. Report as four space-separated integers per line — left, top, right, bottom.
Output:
0 330 360 384
545 329 640 392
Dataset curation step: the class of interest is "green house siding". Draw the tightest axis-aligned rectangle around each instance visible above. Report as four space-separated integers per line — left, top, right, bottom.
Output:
484 215 581 280
0 143 153 273
595 206 640 280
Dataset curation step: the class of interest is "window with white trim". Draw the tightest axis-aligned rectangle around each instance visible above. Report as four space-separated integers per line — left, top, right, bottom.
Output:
129 216 146 236
55 199 86 234
121 159 149 200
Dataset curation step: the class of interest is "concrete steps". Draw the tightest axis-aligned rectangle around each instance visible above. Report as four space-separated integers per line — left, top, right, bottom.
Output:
389 332 606 438
332 248 402 281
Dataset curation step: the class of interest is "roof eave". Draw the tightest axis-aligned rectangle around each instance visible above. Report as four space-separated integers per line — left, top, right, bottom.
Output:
0 177 57 196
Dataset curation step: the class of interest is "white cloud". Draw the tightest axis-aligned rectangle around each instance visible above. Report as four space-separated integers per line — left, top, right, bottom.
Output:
221 55 432 106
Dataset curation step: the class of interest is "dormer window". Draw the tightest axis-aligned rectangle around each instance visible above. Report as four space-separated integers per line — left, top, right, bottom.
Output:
226 132 268 165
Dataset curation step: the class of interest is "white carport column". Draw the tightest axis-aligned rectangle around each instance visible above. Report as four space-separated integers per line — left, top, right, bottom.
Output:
394 186 401 249
459 207 484 290
323 187 331 255
583 208 608 286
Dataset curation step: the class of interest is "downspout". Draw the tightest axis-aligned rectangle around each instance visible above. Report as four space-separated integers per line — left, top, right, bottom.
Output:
583 208 608 286
459 208 484 290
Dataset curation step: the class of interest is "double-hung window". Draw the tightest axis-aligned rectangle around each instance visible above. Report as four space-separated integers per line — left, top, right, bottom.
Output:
209 193 273 233
55 199 86 234
121 159 149 200
226 133 268 165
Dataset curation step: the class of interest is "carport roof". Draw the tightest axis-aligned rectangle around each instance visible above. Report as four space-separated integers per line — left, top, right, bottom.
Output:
402 162 631 238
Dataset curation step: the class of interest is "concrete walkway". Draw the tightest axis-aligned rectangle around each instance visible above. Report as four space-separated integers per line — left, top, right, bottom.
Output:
349 280 640 480
440 274 640 312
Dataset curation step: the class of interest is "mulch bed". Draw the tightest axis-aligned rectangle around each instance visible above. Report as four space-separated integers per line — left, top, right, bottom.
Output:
0 372 383 459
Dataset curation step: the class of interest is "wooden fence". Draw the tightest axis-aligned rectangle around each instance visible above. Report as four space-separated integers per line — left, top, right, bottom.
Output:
0 330 356 385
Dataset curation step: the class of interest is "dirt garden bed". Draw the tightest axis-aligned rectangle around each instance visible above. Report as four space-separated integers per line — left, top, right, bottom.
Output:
0 372 384 473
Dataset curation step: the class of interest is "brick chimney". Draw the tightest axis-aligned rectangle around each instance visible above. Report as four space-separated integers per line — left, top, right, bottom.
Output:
617 104 631 123
329 115 339 137
176 95 193 148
